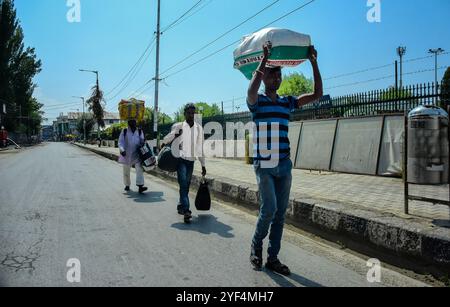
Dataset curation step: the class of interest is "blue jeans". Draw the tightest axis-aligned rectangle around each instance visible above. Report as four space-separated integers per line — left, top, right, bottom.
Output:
177 159 195 212
252 158 293 261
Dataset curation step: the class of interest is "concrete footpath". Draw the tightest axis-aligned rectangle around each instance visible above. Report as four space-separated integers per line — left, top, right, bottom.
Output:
73 143 450 275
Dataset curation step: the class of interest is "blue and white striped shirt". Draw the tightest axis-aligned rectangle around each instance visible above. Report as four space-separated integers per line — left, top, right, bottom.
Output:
247 94 298 162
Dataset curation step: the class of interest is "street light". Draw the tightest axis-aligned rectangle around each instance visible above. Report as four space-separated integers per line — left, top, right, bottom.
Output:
397 46 407 89
429 48 445 94
72 96 86 144
79 69 99 86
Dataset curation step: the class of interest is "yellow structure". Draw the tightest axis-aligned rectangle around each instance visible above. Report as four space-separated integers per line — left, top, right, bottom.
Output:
118 99 145 122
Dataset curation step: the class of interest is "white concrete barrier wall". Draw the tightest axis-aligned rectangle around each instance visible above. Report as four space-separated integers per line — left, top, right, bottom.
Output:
295 120 337 171
378 116 404 176
331 117 383 175
288 122 302 165
289 115 404 176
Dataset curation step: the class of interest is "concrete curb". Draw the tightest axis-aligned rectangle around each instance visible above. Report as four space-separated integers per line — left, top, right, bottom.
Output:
74 143 450 273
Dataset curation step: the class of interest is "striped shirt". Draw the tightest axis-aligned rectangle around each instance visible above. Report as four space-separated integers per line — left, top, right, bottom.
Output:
247 94 298 162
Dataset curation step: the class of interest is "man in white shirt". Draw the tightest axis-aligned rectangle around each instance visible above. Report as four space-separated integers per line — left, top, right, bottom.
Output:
162 104 207 222
118 120 148 194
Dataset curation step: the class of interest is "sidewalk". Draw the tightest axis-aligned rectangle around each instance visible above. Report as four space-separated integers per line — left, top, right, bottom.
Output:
80 143 450 221
74 142 450 273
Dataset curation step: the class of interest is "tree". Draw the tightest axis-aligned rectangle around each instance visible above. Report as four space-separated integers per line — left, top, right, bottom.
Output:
76 114 95 138
441 67 450 110
143 107 172 125
0 0 42 134
141 107 173 139
86 84 105 134
277 73 313 97
174 102 221 121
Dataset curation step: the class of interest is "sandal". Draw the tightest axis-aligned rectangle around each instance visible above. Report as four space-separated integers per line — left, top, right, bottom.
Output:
265 259 291 276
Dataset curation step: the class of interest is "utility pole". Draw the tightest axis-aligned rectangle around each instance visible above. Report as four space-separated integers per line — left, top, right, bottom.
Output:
429 48 445 97
154 0 161 146
79 69 100 140
395 60 398 91
397 47 406 89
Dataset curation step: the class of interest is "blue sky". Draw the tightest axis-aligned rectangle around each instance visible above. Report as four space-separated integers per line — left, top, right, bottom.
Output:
13 0 450 124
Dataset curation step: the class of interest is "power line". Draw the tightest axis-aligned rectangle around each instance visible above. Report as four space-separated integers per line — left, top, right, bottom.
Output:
325 52 450 81
404 51 449 64
107 45 156 102
129 81 151 99
165 0 214 32
43 101 84 108
161 0 316 80
325 75 393 90
325 63 392 81
403 65 447 76
131 81 156 99
105 35 156 97
258 0 315 29
160 0 281 76
161 0 204 33
325 65 448 90
106 38 157 102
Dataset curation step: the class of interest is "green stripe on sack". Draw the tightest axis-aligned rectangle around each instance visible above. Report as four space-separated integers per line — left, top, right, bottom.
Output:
234 46 310 80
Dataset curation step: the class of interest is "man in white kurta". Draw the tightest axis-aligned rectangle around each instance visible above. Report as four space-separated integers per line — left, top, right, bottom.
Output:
162 104 207 221
118 120 148 194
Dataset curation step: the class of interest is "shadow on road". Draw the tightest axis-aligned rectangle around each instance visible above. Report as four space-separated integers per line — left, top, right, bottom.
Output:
171 214 234 238
264 269 323 288
125 191 165 204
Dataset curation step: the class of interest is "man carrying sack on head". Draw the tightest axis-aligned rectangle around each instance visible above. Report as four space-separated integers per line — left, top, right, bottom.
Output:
118 119 148 194
247 42 323 276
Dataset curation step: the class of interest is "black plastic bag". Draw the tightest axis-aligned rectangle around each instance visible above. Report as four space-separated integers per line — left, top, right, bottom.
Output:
195 177 211 211
157 146 179 172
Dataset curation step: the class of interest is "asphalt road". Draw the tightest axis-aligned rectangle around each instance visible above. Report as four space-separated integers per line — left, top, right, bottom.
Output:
0 143 429 287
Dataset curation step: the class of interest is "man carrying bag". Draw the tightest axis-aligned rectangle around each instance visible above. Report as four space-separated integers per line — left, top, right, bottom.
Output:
162 104 207 223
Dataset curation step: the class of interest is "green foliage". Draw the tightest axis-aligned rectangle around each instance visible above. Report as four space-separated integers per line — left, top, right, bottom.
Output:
102 122 127 140
0 0 42 134
379 87 413 100
441 67 450 109
141 107 173 139
277 73 313 97
86 84 105 129
76 114 95 138
143 107 173 125
174 102 222 122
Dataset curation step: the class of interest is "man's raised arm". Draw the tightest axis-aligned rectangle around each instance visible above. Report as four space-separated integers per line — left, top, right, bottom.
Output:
296 46 323 108
247 42 271 105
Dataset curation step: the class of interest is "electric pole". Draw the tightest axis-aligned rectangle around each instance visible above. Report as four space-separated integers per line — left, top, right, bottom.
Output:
397 46 406 89
154 0 161 146
429 48 445 95
79 69 100 140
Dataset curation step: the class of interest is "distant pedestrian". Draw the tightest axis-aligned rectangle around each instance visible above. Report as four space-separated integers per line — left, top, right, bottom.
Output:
247 43 323 276
118 120 148 194
162 103 207 223
0 126 7 148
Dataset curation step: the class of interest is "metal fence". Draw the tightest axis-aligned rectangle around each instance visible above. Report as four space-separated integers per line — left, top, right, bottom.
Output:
158 82 448 137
